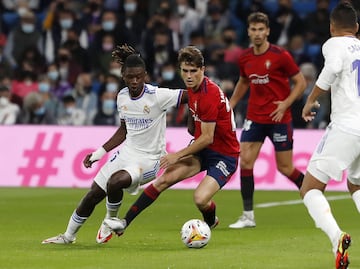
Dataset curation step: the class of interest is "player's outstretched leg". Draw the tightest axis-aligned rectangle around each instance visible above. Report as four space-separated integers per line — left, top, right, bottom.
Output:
335 232 351 269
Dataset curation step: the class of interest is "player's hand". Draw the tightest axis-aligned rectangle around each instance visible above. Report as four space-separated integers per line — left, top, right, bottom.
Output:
83 153 95 168
160 153 179 169
302 100 320 122
270 101 287 122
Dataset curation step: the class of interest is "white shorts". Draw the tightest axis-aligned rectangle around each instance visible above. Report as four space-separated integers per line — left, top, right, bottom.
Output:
94 146 160 195
307 123 360 184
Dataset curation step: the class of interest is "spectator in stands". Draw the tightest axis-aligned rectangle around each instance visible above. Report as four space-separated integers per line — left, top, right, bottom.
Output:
71 72 98 124
0 85 20 124
43 7 88 63
46 62 72 100
91 89 119 126
269 0 304 47
63 28 92 72
121 0 147 50
0 34 13 79
3 10 43 68
92 34 115 75
222 26 244 65
200 0 230 45
90 10 129 54
19 91 57 124
287 34 312 66
303 0 331 46
81 0 104 43
174 0 202 47
57 94 86 125
55 46 83 87
37 74 59 119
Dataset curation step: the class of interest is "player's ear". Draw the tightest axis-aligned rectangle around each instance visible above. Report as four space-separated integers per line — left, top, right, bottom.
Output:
355 22 359 35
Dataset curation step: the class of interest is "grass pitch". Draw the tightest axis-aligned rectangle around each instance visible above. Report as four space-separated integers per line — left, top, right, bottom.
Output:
0 187 359 269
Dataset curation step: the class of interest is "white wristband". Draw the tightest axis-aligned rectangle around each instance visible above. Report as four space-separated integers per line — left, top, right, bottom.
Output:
89 147 107 162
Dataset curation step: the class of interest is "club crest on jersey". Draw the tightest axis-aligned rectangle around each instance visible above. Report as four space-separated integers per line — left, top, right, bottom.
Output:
143 105 150 114
265 60 271 69
121 105 127 111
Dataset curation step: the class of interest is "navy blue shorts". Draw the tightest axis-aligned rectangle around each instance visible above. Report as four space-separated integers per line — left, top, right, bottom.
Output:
240 119 293 151
195 148 238 188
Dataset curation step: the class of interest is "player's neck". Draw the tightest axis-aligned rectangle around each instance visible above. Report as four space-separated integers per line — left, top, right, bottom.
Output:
253 41 270 55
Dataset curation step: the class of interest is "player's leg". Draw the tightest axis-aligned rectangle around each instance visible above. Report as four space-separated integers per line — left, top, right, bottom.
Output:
275 149 304 189
348 153 360 212
272 122 304 189
42 181 106 244
194 176 220 228
229 141 261 228
195 149 238 228
301 125 359 268
123 155 201 228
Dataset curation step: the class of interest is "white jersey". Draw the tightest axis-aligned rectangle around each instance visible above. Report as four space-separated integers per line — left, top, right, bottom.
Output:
117 84 183 159
316 36 360 135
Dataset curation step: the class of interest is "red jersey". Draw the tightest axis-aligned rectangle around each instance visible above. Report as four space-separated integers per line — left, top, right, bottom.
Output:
238 44 300 124
188 77 240 158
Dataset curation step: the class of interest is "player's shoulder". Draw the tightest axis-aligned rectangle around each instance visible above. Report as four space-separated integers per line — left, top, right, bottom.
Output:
268 44 287 54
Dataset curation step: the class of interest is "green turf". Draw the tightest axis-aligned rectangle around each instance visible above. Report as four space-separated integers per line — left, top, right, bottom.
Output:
0 187 358 269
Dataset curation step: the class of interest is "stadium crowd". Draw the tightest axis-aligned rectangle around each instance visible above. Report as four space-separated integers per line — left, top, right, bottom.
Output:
0 0 354 128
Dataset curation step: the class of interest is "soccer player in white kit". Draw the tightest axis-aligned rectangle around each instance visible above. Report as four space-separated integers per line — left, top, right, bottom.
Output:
300 3 360 269
42 45 186 244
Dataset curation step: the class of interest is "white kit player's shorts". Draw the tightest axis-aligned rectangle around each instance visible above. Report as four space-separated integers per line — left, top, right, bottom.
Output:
307 123 360 184
94 146 160 195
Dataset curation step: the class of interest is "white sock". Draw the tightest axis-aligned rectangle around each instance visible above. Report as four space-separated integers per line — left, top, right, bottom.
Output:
243 210 254 219
105 197 121 218
351 189 360 213
303 189 341 251
64 211 87 240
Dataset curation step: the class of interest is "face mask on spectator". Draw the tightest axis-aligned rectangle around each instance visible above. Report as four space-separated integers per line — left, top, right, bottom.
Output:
106 82 118 92
102 42 114 51
102 21 116 31
47 70 59 81
34 106 46 115
162 70 175 81
17 7 28 16
178 5 187 16
22 23 35 33
124 3 137 13
38 83 50 93
65 106 75 115
110 68 122 78
60 19 73 29
102 99 115 115
0 96 9 107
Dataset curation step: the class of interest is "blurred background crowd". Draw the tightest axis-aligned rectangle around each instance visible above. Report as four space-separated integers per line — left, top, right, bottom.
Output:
0 0 357 128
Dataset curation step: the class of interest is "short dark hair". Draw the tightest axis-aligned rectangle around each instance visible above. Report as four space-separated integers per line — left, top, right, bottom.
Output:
331 2 358 30
178 46 204 68
247 12 269 28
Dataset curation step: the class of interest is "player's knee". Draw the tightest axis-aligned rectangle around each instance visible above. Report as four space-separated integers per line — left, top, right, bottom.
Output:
107 171 131 190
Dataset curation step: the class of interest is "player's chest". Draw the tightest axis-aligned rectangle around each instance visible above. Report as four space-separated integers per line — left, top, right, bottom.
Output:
119 99 161 118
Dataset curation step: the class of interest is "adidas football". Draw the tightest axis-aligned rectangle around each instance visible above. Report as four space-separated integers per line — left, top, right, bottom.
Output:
180 219 211 248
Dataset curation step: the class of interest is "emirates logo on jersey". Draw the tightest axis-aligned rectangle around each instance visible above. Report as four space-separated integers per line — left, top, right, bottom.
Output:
265 60 271 69
143 105 150 114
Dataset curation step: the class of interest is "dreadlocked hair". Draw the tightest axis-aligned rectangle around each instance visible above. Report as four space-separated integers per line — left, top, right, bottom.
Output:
112 44 145 71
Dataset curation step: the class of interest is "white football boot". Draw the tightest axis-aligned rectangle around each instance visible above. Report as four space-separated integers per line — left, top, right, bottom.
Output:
42 234 75 244
96 220 113 244
228 213 256 229
103 217 127 236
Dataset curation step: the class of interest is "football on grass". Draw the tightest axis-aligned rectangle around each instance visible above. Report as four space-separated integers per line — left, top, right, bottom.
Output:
180 219 211 248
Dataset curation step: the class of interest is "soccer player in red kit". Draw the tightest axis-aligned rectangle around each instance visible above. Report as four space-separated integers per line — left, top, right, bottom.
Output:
104 45 240 236
228 12 307 229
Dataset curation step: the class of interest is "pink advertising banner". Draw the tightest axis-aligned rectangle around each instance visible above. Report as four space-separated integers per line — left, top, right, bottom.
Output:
0 125 347 191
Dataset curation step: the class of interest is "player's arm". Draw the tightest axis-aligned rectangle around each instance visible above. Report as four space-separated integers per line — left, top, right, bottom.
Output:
229 76 249 109
302 85 325 122
270 71 306 122
180 90 188 104
83 120 127 168
160 121 215 169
